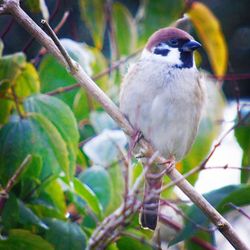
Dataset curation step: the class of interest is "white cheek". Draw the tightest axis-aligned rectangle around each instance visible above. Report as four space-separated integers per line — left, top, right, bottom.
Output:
141 48 182 66
165 48 182 65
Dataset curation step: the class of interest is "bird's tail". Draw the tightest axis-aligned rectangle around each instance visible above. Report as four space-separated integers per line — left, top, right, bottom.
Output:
140 177 162 230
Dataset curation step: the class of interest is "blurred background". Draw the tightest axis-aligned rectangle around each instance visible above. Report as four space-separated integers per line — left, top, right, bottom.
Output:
0 1 250 250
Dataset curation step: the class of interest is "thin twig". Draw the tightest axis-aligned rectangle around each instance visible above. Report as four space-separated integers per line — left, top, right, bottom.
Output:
227 203 250 221
204 165 250 171
31 11 70 64
23 0 62 54
0 154 32 214
41 19 76 72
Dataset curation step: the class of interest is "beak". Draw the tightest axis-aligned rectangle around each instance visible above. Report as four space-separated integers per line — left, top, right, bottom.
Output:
181 40 201 52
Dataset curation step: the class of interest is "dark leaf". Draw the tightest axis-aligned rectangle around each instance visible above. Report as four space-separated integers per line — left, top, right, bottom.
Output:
0 114 69 185
18 200 48 229
73 177 103 219
24 94 79 178
39 55 76 108
78 166 112 211
112 2 137 56
0 52 26 93
0 229 53 250
79 0 106 49
43 218 87 250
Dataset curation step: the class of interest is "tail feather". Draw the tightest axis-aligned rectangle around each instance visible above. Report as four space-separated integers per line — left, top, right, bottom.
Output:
140 177 162 230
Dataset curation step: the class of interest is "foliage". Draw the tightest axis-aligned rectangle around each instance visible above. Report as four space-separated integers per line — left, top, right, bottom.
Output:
0 0 249 249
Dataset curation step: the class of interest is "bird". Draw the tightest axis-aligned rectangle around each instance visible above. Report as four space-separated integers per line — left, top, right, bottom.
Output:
119 27 205 230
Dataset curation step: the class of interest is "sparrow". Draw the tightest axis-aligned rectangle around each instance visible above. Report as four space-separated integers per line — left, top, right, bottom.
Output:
119 27 205 230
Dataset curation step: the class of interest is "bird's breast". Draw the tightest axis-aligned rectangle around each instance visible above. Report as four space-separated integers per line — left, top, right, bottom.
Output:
120 60 205 161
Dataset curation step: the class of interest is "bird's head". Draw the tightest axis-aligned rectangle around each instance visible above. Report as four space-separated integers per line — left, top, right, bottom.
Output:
142 27 201 69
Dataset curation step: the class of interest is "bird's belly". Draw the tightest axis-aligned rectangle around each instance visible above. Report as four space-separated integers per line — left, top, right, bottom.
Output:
141 95 200 161
119 62 203 161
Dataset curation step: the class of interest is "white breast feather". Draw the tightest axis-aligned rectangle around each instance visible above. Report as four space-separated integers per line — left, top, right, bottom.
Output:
120 58 204 161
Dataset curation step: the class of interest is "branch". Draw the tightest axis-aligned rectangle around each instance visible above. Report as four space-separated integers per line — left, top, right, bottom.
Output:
1 1 249 249
227 203 250 221
0 154 32 214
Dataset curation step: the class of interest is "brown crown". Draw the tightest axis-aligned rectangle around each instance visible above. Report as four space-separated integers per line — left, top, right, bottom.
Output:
145 27 194 51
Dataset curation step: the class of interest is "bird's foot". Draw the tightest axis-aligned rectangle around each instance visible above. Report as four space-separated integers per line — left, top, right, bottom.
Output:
128 130 143 158
131 130 143 149
165 159 175 174
146 158 174 180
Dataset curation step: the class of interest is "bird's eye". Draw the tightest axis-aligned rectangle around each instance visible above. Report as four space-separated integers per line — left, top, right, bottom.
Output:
168 39 179 47
157 42 164 47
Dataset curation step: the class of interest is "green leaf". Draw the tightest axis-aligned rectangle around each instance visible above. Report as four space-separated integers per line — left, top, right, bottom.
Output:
78 166 112 211
72 47 108 121
1 193 19 230
43 218 87 250
137 0 184 45
23 0 41 12
76 148 87 169
112 2 137 56
106 243 119 250
14 63 40 98
18 200 48 229
39 55 76 108
20 155 42 199
131 162 143 186
170 185 242 246
0 99 13 124
0 52 26 93
27 204 65 220
78 123 96 147
235 109 250 183
0 229 53 250
21 155 42 181
89 47 108 88
43 179 67 216
79 0 106 49
23 0 49 20
72 89 90 121
217 185 250 214
106 163 124 214
117 236 152 250
73 177 103 219
24 94 79 178
0 113 69 185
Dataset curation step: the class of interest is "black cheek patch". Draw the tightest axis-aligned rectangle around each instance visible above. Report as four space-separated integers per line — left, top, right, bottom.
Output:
179 51 193 68
153 48 170 56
